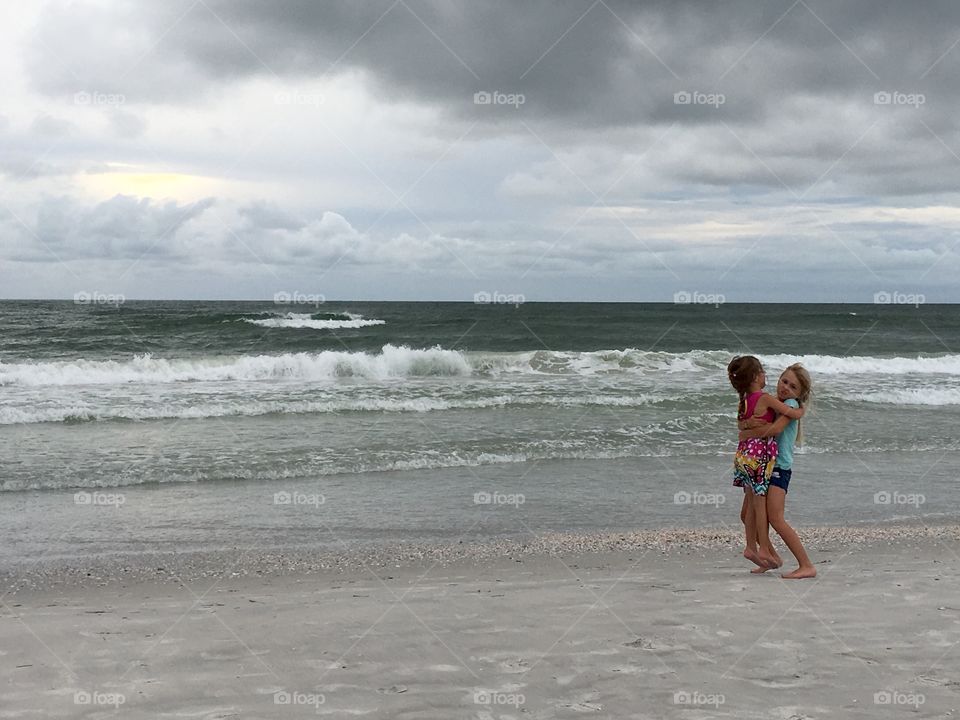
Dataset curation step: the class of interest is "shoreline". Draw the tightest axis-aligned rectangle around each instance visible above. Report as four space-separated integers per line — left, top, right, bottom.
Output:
4 521 957 595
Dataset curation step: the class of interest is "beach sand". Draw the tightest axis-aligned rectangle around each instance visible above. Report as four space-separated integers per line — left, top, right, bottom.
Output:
2 526 959 718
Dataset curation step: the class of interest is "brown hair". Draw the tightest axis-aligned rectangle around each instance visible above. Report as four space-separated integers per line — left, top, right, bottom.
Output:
727 355 763 419
782 362 812 445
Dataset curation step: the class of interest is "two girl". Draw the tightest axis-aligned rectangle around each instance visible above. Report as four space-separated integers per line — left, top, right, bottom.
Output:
727 356 815 579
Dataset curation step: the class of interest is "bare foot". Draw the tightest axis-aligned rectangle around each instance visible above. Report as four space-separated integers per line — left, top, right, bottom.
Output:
771 552 783 568
750 566 769 574
782 566 817 579
757 549 780 569
743 547 765 568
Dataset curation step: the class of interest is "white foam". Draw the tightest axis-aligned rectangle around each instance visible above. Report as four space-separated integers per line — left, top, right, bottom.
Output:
761 353 960 375
837 387 960 406
0 345 471 387
0 406 98 425
2 347 958 390
241 312 386 329
0 393 668 424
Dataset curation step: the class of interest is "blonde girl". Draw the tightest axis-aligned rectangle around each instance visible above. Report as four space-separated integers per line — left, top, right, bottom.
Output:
727 356 805 570
739 363 816 579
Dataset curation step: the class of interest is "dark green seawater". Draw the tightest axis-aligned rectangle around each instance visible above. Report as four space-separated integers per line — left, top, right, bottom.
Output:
3 300 958 360
1 301 958 565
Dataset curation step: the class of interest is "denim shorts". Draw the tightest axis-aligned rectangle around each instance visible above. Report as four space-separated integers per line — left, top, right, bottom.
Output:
769 466 792 493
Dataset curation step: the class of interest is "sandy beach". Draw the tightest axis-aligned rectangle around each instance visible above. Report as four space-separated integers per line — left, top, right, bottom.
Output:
2 525 958 718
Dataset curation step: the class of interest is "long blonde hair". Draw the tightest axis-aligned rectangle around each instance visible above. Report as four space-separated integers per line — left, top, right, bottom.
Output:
783 363 812 445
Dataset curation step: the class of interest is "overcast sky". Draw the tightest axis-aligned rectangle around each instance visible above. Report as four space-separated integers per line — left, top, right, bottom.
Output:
1 0 959 301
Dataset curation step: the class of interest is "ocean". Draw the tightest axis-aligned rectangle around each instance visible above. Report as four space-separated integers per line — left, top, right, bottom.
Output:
1 300 958 567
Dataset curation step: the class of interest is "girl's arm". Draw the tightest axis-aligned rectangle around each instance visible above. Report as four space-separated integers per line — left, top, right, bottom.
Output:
758 394 804 419
739 414 792 440
737 417 767 431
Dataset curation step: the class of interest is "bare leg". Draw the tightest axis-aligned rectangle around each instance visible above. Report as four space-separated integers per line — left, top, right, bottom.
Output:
751 488 779 569
741 490 764 568
766 487 816 579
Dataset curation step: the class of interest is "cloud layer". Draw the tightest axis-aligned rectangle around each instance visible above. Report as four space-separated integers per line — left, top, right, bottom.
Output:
1 0 958 299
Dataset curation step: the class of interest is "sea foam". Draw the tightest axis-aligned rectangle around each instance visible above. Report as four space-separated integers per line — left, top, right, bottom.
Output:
241 312 386 330
2 347 959 388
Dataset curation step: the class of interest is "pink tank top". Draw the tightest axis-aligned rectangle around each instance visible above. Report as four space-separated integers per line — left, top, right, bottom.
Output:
740 391 775 422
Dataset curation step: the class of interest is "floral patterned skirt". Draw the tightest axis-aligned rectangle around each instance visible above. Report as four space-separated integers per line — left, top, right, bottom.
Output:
733 437 778 496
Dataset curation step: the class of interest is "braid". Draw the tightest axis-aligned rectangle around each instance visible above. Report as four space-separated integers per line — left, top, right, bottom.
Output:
727 355 763 419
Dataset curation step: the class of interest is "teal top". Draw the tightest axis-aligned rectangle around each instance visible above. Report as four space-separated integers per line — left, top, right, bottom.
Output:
776 398 800 470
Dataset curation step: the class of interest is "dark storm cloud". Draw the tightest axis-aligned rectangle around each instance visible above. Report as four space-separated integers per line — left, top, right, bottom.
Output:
26 1 960 121
25 0 960 198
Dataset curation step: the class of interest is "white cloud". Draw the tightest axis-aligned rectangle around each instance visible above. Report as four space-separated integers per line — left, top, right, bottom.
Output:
0 1 958 299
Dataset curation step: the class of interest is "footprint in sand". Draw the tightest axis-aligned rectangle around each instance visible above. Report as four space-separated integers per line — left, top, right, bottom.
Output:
623 636 672 651
560 701 602 712
915 674 960 688
498 658 530 673
200 647 269 661
752 675 806 689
